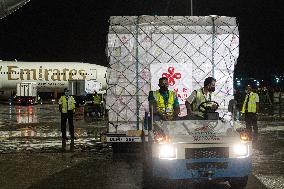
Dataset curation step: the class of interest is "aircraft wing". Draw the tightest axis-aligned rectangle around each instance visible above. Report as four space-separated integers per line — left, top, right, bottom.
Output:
0 0 30 19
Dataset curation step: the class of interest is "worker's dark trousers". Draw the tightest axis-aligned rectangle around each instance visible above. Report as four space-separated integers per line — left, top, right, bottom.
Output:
93 104 101 115
61 111 74 138
245 112 258 140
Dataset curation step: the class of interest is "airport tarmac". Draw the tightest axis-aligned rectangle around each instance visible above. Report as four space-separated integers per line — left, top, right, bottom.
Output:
0 104 283 189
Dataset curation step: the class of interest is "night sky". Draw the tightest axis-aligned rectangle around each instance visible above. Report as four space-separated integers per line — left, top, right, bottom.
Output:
0 0 283 78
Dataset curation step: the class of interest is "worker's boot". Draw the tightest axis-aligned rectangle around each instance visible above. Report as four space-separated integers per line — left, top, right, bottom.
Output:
62 133 69 140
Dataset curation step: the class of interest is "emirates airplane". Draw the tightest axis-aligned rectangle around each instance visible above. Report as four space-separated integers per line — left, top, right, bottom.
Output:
0 61 107 99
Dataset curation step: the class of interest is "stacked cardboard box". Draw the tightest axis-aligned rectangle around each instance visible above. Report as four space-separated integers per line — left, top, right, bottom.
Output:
107 16 239 132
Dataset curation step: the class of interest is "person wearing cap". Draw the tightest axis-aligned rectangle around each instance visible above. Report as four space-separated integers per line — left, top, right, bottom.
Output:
185 77 217 118
148 77 180 121
58 88 77 140
241 85 259 141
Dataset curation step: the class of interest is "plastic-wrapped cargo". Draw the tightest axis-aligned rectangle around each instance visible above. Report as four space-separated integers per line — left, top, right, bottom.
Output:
106 15 239 133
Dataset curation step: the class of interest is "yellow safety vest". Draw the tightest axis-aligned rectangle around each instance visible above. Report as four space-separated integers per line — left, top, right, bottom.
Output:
153 90 175 115
93 95 101 105
241 92 257 113
60 96 76 113
191 89 210 116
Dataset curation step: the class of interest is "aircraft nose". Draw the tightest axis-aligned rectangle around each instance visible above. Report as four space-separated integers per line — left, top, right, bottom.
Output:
0 0 31 19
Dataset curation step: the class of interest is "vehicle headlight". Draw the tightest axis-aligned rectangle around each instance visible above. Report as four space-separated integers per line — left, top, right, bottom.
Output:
233 144 249 158
159 144 177 160
240 131 250 142
154 133 171 144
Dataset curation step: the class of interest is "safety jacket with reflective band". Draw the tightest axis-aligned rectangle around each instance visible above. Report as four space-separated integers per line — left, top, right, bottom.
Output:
93 95 101 104
191 89 211 116
60 96 76 113
241 92 258 113
153 90 175 115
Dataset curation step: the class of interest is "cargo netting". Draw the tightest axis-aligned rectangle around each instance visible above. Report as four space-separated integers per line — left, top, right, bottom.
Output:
106 16 239 132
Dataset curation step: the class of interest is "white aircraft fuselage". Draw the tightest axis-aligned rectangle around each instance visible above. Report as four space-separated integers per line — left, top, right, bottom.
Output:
0 61 107 94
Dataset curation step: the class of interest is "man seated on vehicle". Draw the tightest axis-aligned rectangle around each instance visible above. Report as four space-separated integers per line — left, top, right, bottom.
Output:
185 77 217 119
148 77 180 121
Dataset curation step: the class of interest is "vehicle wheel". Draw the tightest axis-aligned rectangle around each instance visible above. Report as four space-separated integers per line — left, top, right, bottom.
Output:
111 143 133 153
142 143 158 189
111 143 121 153
229 176 248 189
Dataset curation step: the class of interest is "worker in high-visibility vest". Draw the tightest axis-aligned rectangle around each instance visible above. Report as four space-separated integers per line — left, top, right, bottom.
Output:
185 77 217 118
58 88 77 140
148 77 180 121
93 91 102 116
241 85 259 141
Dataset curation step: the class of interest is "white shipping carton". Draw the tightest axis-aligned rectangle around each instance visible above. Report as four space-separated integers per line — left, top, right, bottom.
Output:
106 16 239 132
68 79 102 95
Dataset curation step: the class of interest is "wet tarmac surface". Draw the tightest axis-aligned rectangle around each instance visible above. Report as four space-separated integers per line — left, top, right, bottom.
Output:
0 104 283 189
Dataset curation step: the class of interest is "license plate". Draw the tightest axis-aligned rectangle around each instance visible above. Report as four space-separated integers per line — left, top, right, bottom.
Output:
106 136 142 142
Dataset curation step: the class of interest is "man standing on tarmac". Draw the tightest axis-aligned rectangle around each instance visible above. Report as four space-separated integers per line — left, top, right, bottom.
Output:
58 88 77 140
185 77 217 118
148 77 180 121
93 90 102 116
241 85 259 141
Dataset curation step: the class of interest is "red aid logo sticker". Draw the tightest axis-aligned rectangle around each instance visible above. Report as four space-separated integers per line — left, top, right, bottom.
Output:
162 67 181 86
